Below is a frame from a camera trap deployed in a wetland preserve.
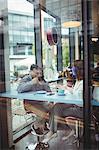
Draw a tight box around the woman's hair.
[74,60,83,80]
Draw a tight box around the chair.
[24,102,49,149]
[65,116,83,148]
[25,117,49,150]
[13,107,29,122]
[23,99,50,149]
[12,99,34,124]
[92,114,99,143]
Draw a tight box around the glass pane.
[7,0,35,135]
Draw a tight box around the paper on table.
[36,91,46,94]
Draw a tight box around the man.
[17,64,50,93]
[17,64,52,132]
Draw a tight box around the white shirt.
[73,80,83,95]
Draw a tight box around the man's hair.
[30,64,38,71]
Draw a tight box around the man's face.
[30,68,38,78]
[37,68,43,78]
[30,68,43,79]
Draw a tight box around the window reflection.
[41,10,58,81]
[7,0,35,133]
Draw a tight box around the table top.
[0,90,99,106]
[0,90,82,105]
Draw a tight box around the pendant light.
[62,0,81,28]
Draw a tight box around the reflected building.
[8,7,55,74]
[8,10,35,73]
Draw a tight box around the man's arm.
[17,81,35,93]
[17,75,38,93]
[42,82,51,92]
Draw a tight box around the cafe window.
[0,0,99,150]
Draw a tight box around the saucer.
[57,93,65,96]
[36,91,46,94]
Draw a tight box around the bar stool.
[92,114,99,143]
[24,100,50,149]
[65,116,83,148]
[25,120,49,150]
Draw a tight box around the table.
[0,90,98,106]
[0,90,99,149]
[0,90,83,104]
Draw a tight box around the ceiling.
[27,0,99,36]
[39,0,99,36]
[45,0,82,24]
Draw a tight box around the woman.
[45,60,83,141]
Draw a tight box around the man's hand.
[32,77,39,84]
[32,77,44,85]
[38,80,45,85]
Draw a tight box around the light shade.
[91,37,99,42]
[62,21,81,28]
